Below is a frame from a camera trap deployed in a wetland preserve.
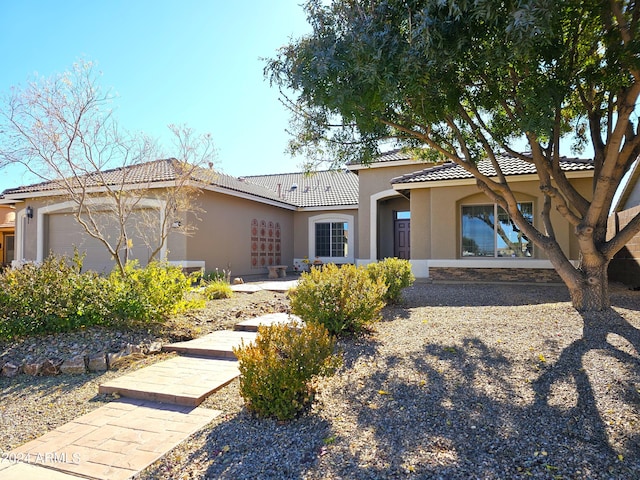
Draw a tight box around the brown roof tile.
[391,154,594,184]
[2,159,359,209]
[243,170,359,208]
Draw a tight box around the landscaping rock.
[41,357,64,376]
[87,353,108,372]
[1,361,21,377]
[125,344,145,355]
[60,355,87,375]
[147,342,163,354]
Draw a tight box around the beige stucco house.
[0,152,599,282]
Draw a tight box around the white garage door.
[46,211,156,273]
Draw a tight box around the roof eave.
[347,159,421,171]
[391,170,594,190]
[202,184,297,210]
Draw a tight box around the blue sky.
[0,1,312,192]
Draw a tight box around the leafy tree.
[0,61,217,274]
[267,0,640,311]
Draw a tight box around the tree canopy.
[267,0,640,311]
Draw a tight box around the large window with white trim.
[315,221,348,258]
[461,202,533,258]
[309,213,354,263]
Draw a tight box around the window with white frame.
[461,202,533,258]
[315,221,348,258]
[309,213,354,263]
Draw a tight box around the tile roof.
[347,148,414,166]
[243,170,359,208]
[391,154,594,184]
[1,159,359,209]
[2,159,189,195]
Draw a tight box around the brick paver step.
[98,356,240,406]
[162,330,257,358]
[9,398,220,480]
[234,312,303,332]
[0,461,85,480]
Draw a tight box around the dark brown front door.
[394,219,410,259]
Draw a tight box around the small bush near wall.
[105,261,203,323]
[0,255,202,339]
[367,257,415,304]
[0,253,106,338]
[233,321,339,420]
[288,263,387,335]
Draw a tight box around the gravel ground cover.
[2,282,639,479]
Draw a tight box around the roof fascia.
[392,170,594,190]
[296,204,359,212]
[347,159,418,171]
[201,184,297,210]
[1,179,193,201]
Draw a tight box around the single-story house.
[0,151,601,282]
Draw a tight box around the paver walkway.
[5,399,220,480]
[7,311,297,480]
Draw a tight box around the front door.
[394,219,410,259]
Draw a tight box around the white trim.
[4,180,300,211]
[347,159,420,171]
[369,189,402,260]
[410,259,430,278]
[34,198,167,263]
[15,208,27,262]
[297,205,358,212]
[308,213,355,264]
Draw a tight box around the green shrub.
[105,261,202,323]
[0,252,107,338]
[203,279,233,299]
[367,257,415,304]
[0,256,203,339]
[288,263,387,335]
[234,321,339,420]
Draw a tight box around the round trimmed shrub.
[367,257,415,304]
[234,321,339,420]
[288,263,387,335]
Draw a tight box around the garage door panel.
[47,211,155,273]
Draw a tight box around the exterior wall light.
[26,206,33,219]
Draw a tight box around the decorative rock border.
[0,341,164,378]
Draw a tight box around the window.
[461,203,533,258]
[315,222,348,258]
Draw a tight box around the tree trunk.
[567,261,611,312]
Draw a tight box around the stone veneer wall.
[429,267,563,283]
[608,205,640,287]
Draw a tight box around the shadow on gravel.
[151,411,333,480]
[533,308,640,456]
[330,307,640,479]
